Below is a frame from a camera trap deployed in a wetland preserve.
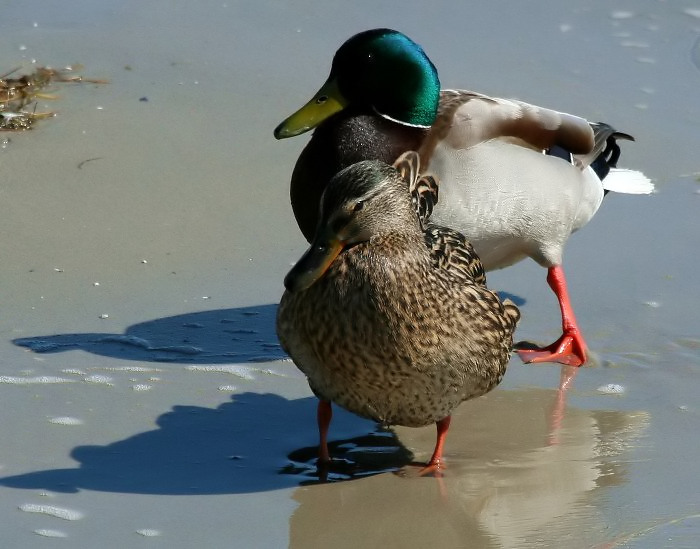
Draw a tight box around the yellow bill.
[274,78,347,139]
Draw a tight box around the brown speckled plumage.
[276,157,519,437]
[424,225,487,286]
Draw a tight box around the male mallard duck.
[276,153,520,471]
[274,28,653,367]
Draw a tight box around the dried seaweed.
[0,64,108,131]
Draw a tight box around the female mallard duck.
[274,28,652,367]
[276,153,520,471]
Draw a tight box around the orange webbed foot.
[516,331,587,367]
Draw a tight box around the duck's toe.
[515,331,587,367]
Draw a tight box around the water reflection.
[287,378,648,548]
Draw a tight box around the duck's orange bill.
[284,237,344,293]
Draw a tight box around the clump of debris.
[1,64,107,131]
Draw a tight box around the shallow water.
[1,1,699,547]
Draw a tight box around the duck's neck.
[291,109,428,242]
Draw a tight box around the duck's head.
[284,159,417,292]
[274,29,440,139]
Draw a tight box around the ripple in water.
[692,35,700,72]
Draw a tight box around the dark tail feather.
[588,123,635,183]
[546,122,634,182]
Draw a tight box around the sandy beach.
[1,1,699,547]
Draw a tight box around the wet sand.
[1,1,699,547]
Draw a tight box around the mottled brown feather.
[277,161,519,428]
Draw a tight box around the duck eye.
[352,200,364,212]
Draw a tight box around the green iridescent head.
[274,29,441,138]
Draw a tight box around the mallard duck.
[276,153,520,471]
[274,28,653,367]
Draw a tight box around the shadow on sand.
[4,296,528,495]
[13,303,286,364]
[0,391,399,495]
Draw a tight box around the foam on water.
[136,529,161,537]
[34,529,68,538]
[598,384,626,395]
[83,374,114,385]
[131,384,152,391]
[186,365,256,379]
[19,504,84,521]
[62,368,86,375]
[0,376,74,385]
[101,366,163,373]
[49,416,84,426]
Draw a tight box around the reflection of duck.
[287,386,649,549]
[277,155,519,471]
[274,28,652,367]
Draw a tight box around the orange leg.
[317,400,332,464]
[420,416,451,475]
[517,265,588,367]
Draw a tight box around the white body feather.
[421,93,653,271]
[428,140,604,270]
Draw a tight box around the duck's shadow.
[12,295,524,365]
[13,304,286,364]
[6,296,525,494]
[0,391,407,495]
